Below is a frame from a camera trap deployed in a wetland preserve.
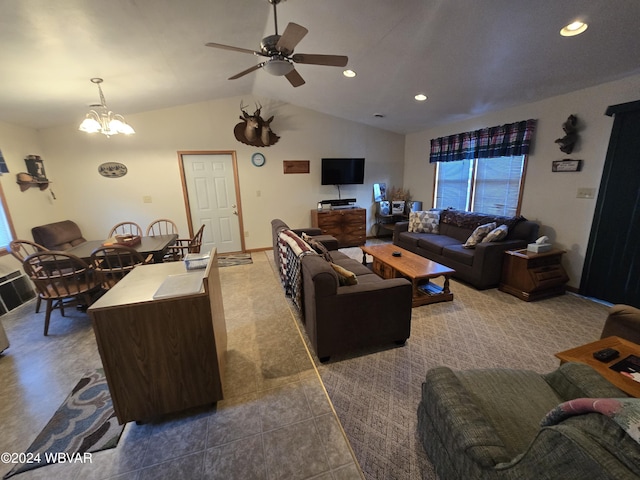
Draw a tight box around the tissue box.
[527,243,551,253]
[184,252,211,270]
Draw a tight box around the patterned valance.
[429,119,537,163]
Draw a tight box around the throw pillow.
[482,224,509,243]
[463,222,497,249]
[409,210,440,233]
[308,238,333,262]
[330,263,358,286]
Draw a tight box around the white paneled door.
[180,152,243,254]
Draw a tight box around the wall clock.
[251,152,266,167]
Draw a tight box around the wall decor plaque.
[283,160,310,174]
[98,162,128,178]
[552,159,582,172]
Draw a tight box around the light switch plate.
[576,188,595,199]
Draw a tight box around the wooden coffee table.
[361,244,455,307]
[555,336,640,397]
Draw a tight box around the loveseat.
[31,220,86,251]
[393,209,539,289]
[418,362,640,479]
[272,219,412,361]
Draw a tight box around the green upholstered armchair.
[418,362,640,480]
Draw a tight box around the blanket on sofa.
[276,229,315,310]
[542,397,640,444]
[440,209,525,231]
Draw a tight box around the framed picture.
[552,159,582,172]
[25,155,47,180]
[373,183,387,201]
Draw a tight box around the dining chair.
[22,251,102,336]
[146,219,179,237]
[9,239,48,313]
[90,245,153,290]
[108,221,142,238]
[167,224,205,261]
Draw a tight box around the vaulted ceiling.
[1,0,639,134]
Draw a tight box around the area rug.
[267,244,612,479]
[218,253,252,267]
[3,369,123,479]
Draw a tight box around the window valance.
[429,119,537,163]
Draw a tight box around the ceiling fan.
[205,0,348,87]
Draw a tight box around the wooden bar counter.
[88,249,227,424]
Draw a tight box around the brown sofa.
[272,219,412,361]
[31,220,87,250]
[394,209,539,289]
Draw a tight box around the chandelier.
[78,78,135,136]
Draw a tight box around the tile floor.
[0,252,363,480]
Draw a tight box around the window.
[434,155,526,216]
[0,184,16,254]
[429,119,536,216]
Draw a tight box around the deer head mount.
[234,101,280,147]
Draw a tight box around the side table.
[499,247,569,301]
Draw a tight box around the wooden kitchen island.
[88,249,227,424]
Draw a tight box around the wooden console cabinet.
[499,248,569,301]
[311,208,366,247]
[89,249,227,424]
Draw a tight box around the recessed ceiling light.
[415,93,427,101]
[560,21,588,36]
[343,69,357,78]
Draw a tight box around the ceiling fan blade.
[229,63,264,80]
[276,23,308,54]
[292,53,348,67]
[205,42,264,56]
[285,68,306,87]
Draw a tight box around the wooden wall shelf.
[16,173,50,191]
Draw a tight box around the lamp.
[262,56,294,76]
[79,78,135,136]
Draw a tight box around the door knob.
[233,210,238,216]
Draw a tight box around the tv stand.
[311,208,365,247]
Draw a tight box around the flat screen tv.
[321,158,365,185]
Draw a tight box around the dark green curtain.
[581,100,640,307]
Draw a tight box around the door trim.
[177,150,246,253]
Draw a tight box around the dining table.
[65,234,178,263]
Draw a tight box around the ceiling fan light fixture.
[560,21,588,36]
[415,93,428,101]
[343,69,357,78]
[79,78,135,137]
[263,57,294,76]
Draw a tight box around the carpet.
[3,369,123,479]
[275,245,612,479]
[218,253,252,267]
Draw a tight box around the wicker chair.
[167,224,205,261]
[22,251,101,335]
[108,221,142,238]
[90,245,153,290]
[146,219,179,237]
[9,239,48,313]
